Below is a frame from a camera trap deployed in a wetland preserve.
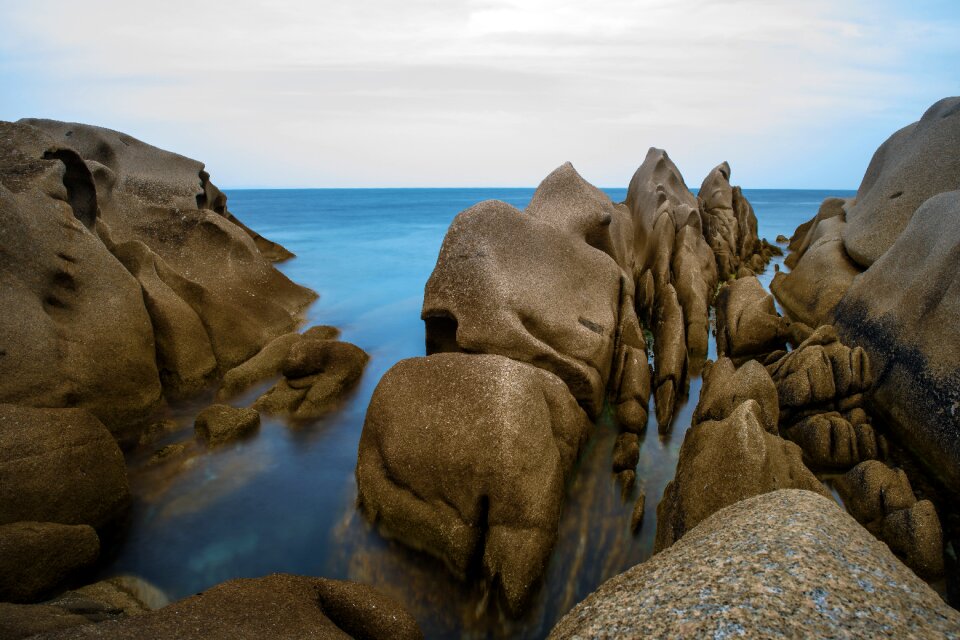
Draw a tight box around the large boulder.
[841,96,960,268]
[715,276,787,361]
[783,411,882,469]
[549,490,960,639]
[0,405,130,531]
[0,521,100,603]
[693,358,779,435]
[356,353,590,615]
[654,401,828,551]
[33,574,423,640]
[834,190,960,492]
[0,119,315,437]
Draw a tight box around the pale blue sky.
[1,0,958,189]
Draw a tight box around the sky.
[1,0,958,189]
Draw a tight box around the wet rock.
[671,224,718,359]
[775,233,788,243]
[35,573,423,640]
[0,405,130,531]
[611,433,639,472]
[765,325,872,420]
[630,490,646,534]
[693,358,779,435]
[218,332,300,398]
[617,470,636,500]
[51,575,170,617]
[715,276,787,361]
[356,353,590,615]
[783,412,880,469]
[881,500,945,579]
[148,442,191,465]
[194,405,260,447]
[835,460,916,527]
[0,119,315,437]
[302,325,340,341]
[0,603,93,639]
[655,401,828,552]
[652,283,686,430]
[0,521,99,603]
[254,341,368,420]
[549,490,960,639]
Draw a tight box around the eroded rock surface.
[0,521,99,603]
[715,276,788,362]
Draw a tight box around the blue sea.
[106,188,855,639]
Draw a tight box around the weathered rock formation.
[0,521,100,603]
[0,119,315,440]
[30,574,423,640]
[714,276,788,363]
[549,490,960,639]
[194,405,261,447]
[357,353,590,615]
[774,98,960,495]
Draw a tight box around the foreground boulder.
[33,574,422,640]
[655,401,828,551]
[550,490,960,639]
[0,522,99,603]
[356,353,590,614]
[0,405,130,531]
[0,119,315,438]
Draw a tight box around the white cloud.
[0,0,957,187]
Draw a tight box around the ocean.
[106,188,856,639]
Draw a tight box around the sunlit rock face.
[0,119,315,439]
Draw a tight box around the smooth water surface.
[104,188,855,638]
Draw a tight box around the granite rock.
[194,404,260,447]
[0,521,100,603]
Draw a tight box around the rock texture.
[694,358,779,435]
[0,521,100,603]
[655,401,828,551]
[194,404,260,447]
[356,353,590,615]
[0,119,315,438]
[549,490,960,639]
[33,574,423,640]
[0,404,130,532]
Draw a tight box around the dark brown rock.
[0,521,99,603]
[715,276,787,360]
[652,283,686,430]
[0,405,130,531]
[194,405,260,447]
[881,500,945,579]
[694,358,779,435]
[0,603,93,639]
[218,332,300,399]
[655,400,828,551]
[835,460,916,526]
[356,353,590,615]
[611,433,639,472]
[630,490,646,534]
[550,490,960,639]
[783,411,880,469]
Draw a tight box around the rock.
[356,353,590,615]
[0,521,99,603]
[835,460,916,527]
[693,358,779,435]
[833,190,960,493]
[630,490,646,534]
[302,325,340,341]
[783,196,848,270]
[0,119,315,437]
[194,405,260,447]
[34,573,423,640]
[881,500,945,579]
[617,470,636,500]
[771,216,862,327]
[783,412,880,469]
[654,401,828,551]
[715,276,787,360]
[0,603,93,639]
[699,162,740,278]
[421,174,623,418]
[218,332,300,398]
[611,433,639,472]
[148,442,191,465]
[549,490,960,639]
[0,405,130,531]
[254,341,368,420]
[671,224,718,359]
[53,575,170,616]
[841,97,960,268]
[775,233,788,243]
[652,283,686,430]
[765,325,873,420]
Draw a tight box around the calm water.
[105,188,855,639]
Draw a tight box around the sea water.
[105,188,854,639]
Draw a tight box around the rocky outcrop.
[654,401,828,551]
[693,358,779,435]
[356,353,590,615]
[714,276,788,362]
[549,490,960,639]
[0,404,130,532]
[0,119,315,439]
[0,521,100,603]
[194,405,260,447]
[33,574,423,640]
[783,411,884,469]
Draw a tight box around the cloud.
[1,0,958,188]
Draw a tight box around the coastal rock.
[549,490,960,639]
[835,460,916,527]
[611,432,639,472]
[0,603,93,639]
[699,162,740,278]
[34,573,423,640]
[217,333,300,398]
[0,119,315,436]
[671,224,718,359]
[630,490,646,534]
[783,411,881,469]
[783,196,848,270]
[0,404,130,531]
[651,283,686,430]
[194,404,260,447]
[765,325,873,421]
[693,358,779,435]
[654,401,828,551]
[834,190,960,492]
[841,96,960,267]
[356,353,590,614]
[254,341,368,420]
[0,521,99,603]
[715,276,787,361]
[881,500,945,580]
